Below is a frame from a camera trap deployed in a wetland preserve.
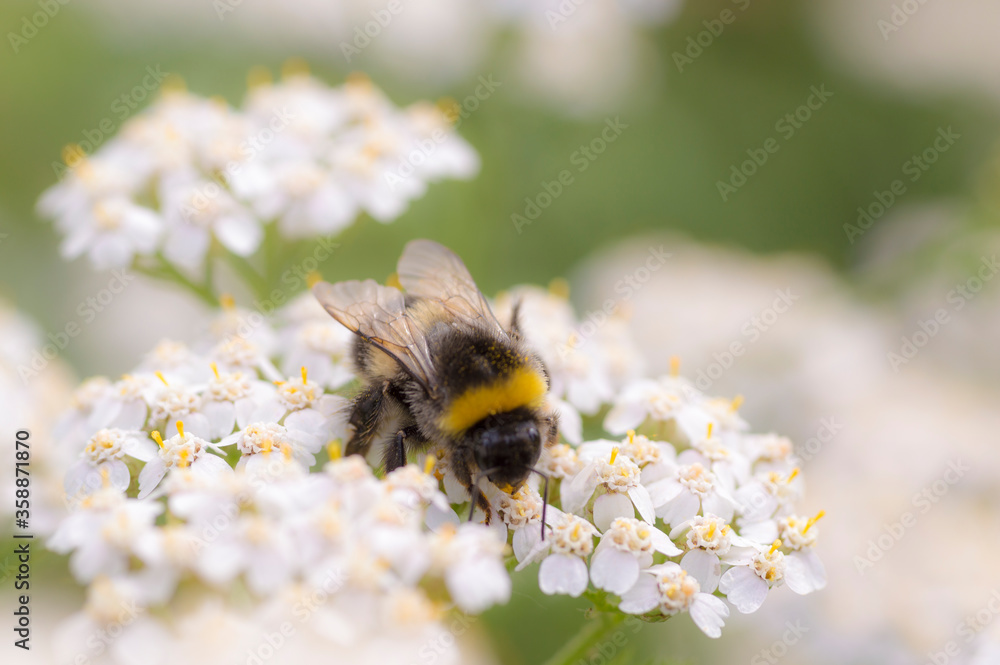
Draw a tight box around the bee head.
[468,410,542,487]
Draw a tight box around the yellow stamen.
[210,362,220,380]
[306,271,323,288]
[161,73,186,94]
[670,356,680,377]
[609,447,619,465]
[327,440,342,461]
[176,421,185,438]
[626,429,635,445]
[99,467,110,487]
[787,468,800,483]
[155,371,169,386]
[151,431,164,448]
[281,443,293,461]
[347,70,371,88]
[705,521,716,540]
[220,293,235,310]
[706,423,714,439]
[282,57,309,79]
[436,97,460,125]
[424,455,436,476]
[273,380,285,386]
[548,278,570,300]
[769,539,782,555]
[62,143,87,168]
[385,272,402,289]
[730,394,744,412]
[247,65,272,89]
[177,448,190,468]
[803,510,826,533]
[300,366,308,384]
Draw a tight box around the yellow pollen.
[670,356,680,377]
[176,421,185,438]
[627,430,635,445]
[385,272,402,289]
[609,447,619,465]
[151,431,164,448]
[99,466,111,487]
[155,371,169,386]
[178,448,190,468]
[769,539,782,555]
[548,277,570,300]
[281,57,310,79]
[787,468,800,483]
[706,423,714,439]
[705,522,716,540]
[571,523,581,540]
[210,362,220,380]
[424,455,436,475]
[281,443,293,461]
[220,293,235,310]
[247,65,272,89]
[804,510,826,533]
[306,271,323,288]
[327,440,342,461]
[730,394,744,412]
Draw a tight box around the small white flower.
[516,511,599,598]
[562,446,654,530]
[220,421,321,473]
[429,523,510,614]
[59,197,161,270]
[589,517,680,595]
[718,540,787,614]
[777,512,827,595]
[619,562,730,638]
[604,374,714,445]
[133,422,232,499]
[669,514,753,593]
[647,450,740,527]
[64,428,144,496]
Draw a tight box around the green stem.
[541,612,627,665]
[221,252,270,302]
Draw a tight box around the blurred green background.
[2,0,998,663]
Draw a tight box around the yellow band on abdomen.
[439,367,547,434]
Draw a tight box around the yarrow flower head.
[37,67,479,279]
[43,239,829,659]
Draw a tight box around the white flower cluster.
[37,69,479,272]
[48,281,825,661]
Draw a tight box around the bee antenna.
[522,467,551,542]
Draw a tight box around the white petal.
[690,593,729,638]
[593,492,634,531]
[447,558,511,613]
[784,549,827,594]
[538,554,589,597]
[590,547,640,595]
[702,492,735,523]
[107,460,132,492]
[603,401,646,434]
[719,566,768,614]
[560,465,599,516]
[123,437,158,462]
[203,401,237,440]
[656,489,701,526]
[628,485,655,524]
[137,460,167,499]
[618,573,660,614]
[681,549,721,593]
[648,527,682,557]
[645,478,683,508]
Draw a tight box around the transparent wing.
[312,279,436,392]
[397,239,508,336]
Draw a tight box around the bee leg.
[452,448,493,525]
[345,380,393,458]
[384,424,424,473]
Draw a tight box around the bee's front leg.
[452,447,493,524]
[384,424,424,473]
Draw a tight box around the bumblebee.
[313,239,559,516]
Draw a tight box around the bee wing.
[397,239,508,337]
[312,279,436,393]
